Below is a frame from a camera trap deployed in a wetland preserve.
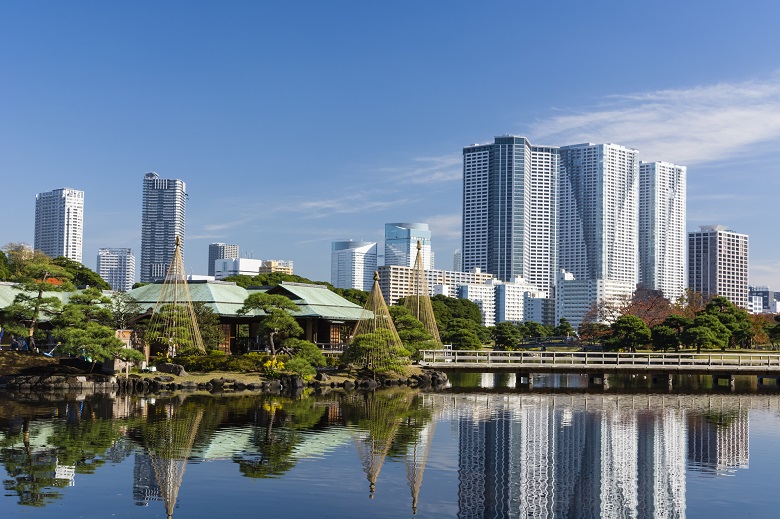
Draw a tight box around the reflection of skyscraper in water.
[600,410,638,517]
[687,410,749,475]
[457,409,515,518]
[133,453,162,506]
[455,395,688,519]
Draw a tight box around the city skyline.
[2,3,780,288]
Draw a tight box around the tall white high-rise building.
[34,188,84,262]
[558,143,640,284]
[97,248,136,291]
[639,161,687,301]
[140,172,186,283]
[384,223,433,269]
[688,225,748,308]
[462,136,558,290]
[331,241,378,292]
[208,243,239,277]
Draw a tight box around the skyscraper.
[97,248,136,291]
[208,243,239,277]
[557,143,640,284]
[384,223,433,270]
[555,143,639,324]
[331,240,378,291]
[140,172,186,283]
[639,161,687,301]
[462,137,557,290]
[688,225,748,308]
[34,188,84,262]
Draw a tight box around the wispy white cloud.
[377,155,462,184]
[425,213,461,240]
[531,76,780,165]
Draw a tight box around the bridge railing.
[418,350,780,368]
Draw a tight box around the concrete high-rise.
[639,161,687,301]
[208,243,239,277]
[384,223,433,270]
[557,143,640,284]
[331,241,378,292]
[34,188,84,262]
[140,172,186,283]
[462,137,558,290]
[688,225,748,308]
[555,143,640,324]
[97,248,136,291]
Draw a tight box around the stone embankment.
[0,365,449,395]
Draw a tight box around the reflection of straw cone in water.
[146,405,204,517]
[347,390,415,496]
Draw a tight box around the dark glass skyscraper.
[140,172,186,283]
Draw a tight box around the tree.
[651,325,678,352]
[388,306,435,357]
[341,328,409,374]
[605,315,651,352]
[282,338,326,368]
[553,318,576,338]
[446,327,483,350]
[578,322,611,344]
[682,314,730,353]
[492,322,522,350]
[672,289,710,319]
[7,259,74,351]
[430,295,483,331]
[52,287,133,372]
[0,249,11,280]
[238,293,303,356]
[193,302,225,351]
[520,321,552,339]
[51,256,110,290]
[702,296,753,348]
[109,291,144,330]
[662,314,693,352]
[623,287,672,328]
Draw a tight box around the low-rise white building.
[555,269,636,329]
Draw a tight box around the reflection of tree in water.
[341,389,425,497]
[235,395,327,479]
[1,419,68,507]
[403,395,440,515]
[139,398,205,519]
[1,398,130,507]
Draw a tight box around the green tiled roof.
[0,280,367,323]
[269,283,369,320]
[126,281,262,317]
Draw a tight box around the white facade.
[384,223,433,269]
[688,225,749,308]
[331,241,377,292]
[639,162,686,301]
[458,277,551,327]
[378,265,494,305]
[462,137,558,291]
[208,243,239,277]
[558,143,640,285]
[140,172,186,283]
[97,248,135,291]
[34,188,84,262]
[555,269,636,327]
[458,281,498,327]
[214,258,264,280]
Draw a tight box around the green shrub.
[285,356,316,381]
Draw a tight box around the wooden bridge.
[418,350,780,389]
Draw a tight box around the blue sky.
[2,1,780,288]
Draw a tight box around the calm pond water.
[2,373,780,518]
